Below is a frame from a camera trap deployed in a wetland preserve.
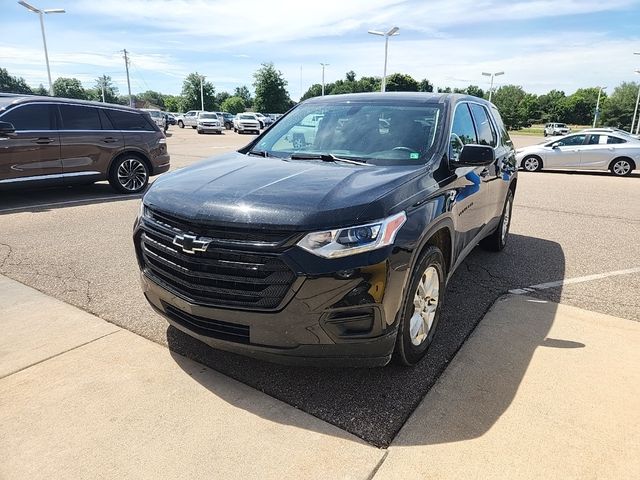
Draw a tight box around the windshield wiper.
[289,153,369,166]
[248,149,272,157]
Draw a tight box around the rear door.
[579,134,624,170]
[57,104,124,181]
[0,102,61,185]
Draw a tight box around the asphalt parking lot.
[1,128,639,447]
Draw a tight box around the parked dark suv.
[134,93,517,366]
[0,94,170,193]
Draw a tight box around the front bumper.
[198,124,222,132]
[134,223,410,366]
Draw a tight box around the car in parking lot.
[134,92,517,366]
[544,122,571,137]
[233,113,261,134]
[220,112,235,130]
[177,110,204,129]
[0,94,169,193]
[516,131,639,176]
[197,112,223,134]
[166,113,177,126]
[140,108,168,132]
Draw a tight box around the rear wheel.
[610,158,634,177]
[522,155,542,172]
[108,155,149,194]
[178,120,184,128]
[394,246,445,366]
[481,189,514,252]
[191,125,196,129]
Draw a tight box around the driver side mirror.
[0,121,16,137]
[455,144,495,166]
[551,142,561,148]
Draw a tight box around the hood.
[143,152,419,230]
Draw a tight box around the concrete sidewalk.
[2,274,639,480]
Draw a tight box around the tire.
[522,155,542,172]
[610,158,634,177]
[480,189,514,252]
[108,154,149,194]
[191,125,196,129]
[543,132,548,137]
[394,246,446,366]
[197,129,203,134]
[178,120,184,128]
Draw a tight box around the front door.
[544,134,586,169]
[0,103,61,186]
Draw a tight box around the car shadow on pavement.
[166,233,564,448]
[0,183,145,215]
[534,170,640,178]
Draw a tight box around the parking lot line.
[509,267,640,294]
[0,195,142,214]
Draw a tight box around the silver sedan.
[516,131,640,176]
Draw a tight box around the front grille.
[165,304,250,343]
[140,211,298,310]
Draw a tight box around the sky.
[2,0,640,100]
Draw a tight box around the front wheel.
[522,155,542,172]
[178,121,184,128]
[394,246,445,366]
[108,155,149,194]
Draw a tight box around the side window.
[1,103,54,130]
[450,103,477,160]
[490,106,512,147]
[607,136,626,144]
[586,134,601,145]
[59,105,101,130]
[556,135,586,147]
[469,103,497,147]
[106,110,154,131]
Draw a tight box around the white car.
[196,112,223,134]
[233,113,260,134]
[140,109,167,132]
[544,122,571,137]
[516,131,640,176]
[177,110,205,129]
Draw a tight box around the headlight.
[297,212,407,259]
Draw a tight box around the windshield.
[239,114,255,120]
[200,113,217,119]
[253,102,442,166]
[146,111,162,118]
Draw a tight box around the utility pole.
[320,63,329,96]
[101,80,105,102]
[200,75,205,111]
[122,49,133,107]
[593,86,606,128]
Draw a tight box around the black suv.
[134,93,517,366]
[0,95,169,193]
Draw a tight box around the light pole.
[200,74,205,111]
[631,70,640,135]
[320,63,329,96]
[368,26,399,92]
[482,71,504,102]
[18,1,65,96]
[593,86,607,127]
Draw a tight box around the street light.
[200,74,205,111]
[320,63,329,96]
[368,26,399,92]
[631,68,640,135]
[593,86,607,128]
[482,71,504,102]
[18,1,65,96]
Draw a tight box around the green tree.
[234,86,253,109]
[0,68,33,94]
[163,95,183,112]
[53,77,87,99]
[561,87,601,125]
[253,63,292,113]
[385,73,419,92]
[300,84,323,101]
[418,79,433,92]
[221,96,246,114]
[33,84,48,96]
[465,85,485,98]
[137,90,165,109]
[89,75,119,103]
[181,72,217,111]
[437,86,452,93]
[216,91,231,107]
[537,89,566,122]
[601,82,639,130]
[491,85,532,130]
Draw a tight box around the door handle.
[34,137,54,144]
[102,137,118,143]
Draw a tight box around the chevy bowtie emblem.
[173,234,212,254]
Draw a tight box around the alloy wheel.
[409,266,440,346]
[523,157,540,171]
[613,160,631,176]
[117,158,147,192]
